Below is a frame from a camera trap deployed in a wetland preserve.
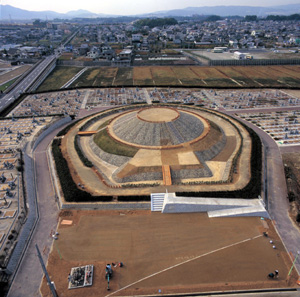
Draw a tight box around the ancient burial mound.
[109,107,206,148]
[69,105,251,192]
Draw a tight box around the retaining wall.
[32,116,72,151]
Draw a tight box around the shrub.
[74,135,93,167]
[52,138,113,202]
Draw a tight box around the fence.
[209,58,300,66]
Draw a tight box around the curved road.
[7,126,63,297]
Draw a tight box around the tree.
[245,15,257,22]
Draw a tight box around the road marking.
[105,234,262,297]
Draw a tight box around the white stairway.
[151,193,165,211]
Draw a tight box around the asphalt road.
[0,55,57,113]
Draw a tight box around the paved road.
[0,55,57,113]
[7,128,62,297]
[226,113,300,274]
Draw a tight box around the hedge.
[52,138,150,202]
[52,138,113,202]
[74,135,93,167]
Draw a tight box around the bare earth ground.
[41,210,298,297]
[60,107,251,197]
[0,65,31,85]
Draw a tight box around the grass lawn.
[0,78,18,92]
[94,128,138,157]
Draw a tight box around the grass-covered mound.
[93,128,138,157]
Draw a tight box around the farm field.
[38,65,300,90]
[40,210,298,297]
[37,66,82,91]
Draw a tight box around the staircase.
[151,193,165,211]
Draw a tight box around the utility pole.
[35,244,58,297]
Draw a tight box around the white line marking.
[105,234,262,297]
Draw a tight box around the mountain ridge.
[1,4,300,20]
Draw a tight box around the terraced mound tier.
[137,107,179,123]
[109,107,209,149]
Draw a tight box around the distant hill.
[1,4,300,20]
[0,5,112,20]
[142,4,300,17]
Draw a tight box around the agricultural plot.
[190,66,238,87]
[37,66,83,91]
[71,67,119,87]
[269,66,300,87]
[150,66,180,85]
[133,67,154,85]
[95,67,118,86]
[171,67,205,86]
[113,67,133,86]
[215,66,259,87]
[282,65,300,78]
[37,65,300,90]
[249,67,289,87]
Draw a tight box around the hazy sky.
[2,0,300,15]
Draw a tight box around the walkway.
[7,127,64,297]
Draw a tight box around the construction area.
[40,209,298,297]
[59,105,250,197]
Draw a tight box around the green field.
[0,78,18,92]
[37,66,83,91]
[38,65,300,90]
[94,129,138,157]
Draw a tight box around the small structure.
[68,265,93,289]
[234,51,246,60]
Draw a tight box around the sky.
[2,0,300,15]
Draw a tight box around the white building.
[233,51,246,60]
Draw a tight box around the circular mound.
[137,107,179,123]
[108,108,208,148]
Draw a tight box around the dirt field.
[38,65,300,89]
[41,210,298,297]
